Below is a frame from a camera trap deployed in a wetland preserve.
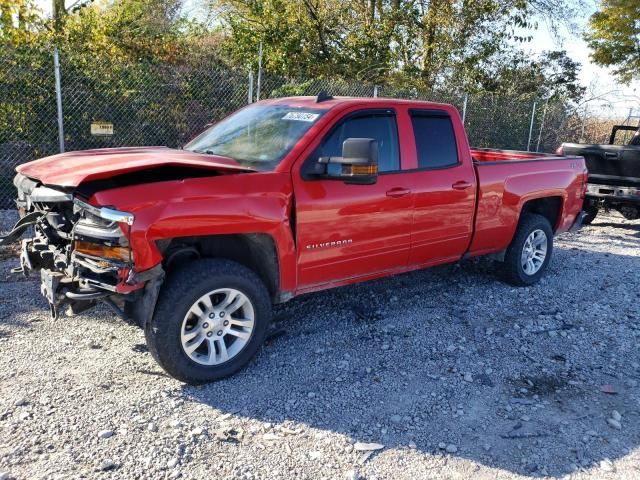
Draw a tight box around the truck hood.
[16,147,255,188]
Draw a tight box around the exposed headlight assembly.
[71,198,134,264]
[73,240,131,262]
[73,198,134,226]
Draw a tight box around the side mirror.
[318,138,379,185]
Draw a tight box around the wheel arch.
[519,195,563,233]
[156,233,281,302]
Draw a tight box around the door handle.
[604,152,619,159]
[386,187,411,198]
[452,181,472,190]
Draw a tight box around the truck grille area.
[13,174,134,316]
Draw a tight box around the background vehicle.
[559,125,640,223]
[2,96,587,384]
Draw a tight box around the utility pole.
[248,72,254,104]
[52,0,66,153]
[462,94,468,125]
[536,102,548,153]
[256,42,263,102]
[527,101,537,152]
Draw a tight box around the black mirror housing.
[342,138,379,165]
[315,138,379,184]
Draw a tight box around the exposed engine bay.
[3,158,241,323]
[5,173,147,319]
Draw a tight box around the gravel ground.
[1,210,639,480]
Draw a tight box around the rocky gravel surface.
[1,210,640,479]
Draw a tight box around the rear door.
[292,108,414,289]
[407,109,477,265]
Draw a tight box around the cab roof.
[262,95,454,111]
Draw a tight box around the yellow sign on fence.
[90,122,114,136]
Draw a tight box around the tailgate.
[562,143,640,187]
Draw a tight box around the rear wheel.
[583,204,599,225]
[145,259,272,384]
[502,213,553,286]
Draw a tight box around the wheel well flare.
[521,197,562,232]
[157,234,280,299]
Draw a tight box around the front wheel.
[145,259,272,384]
[502,213,553,286]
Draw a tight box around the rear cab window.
[410,110,459,169]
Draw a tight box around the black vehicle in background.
[559,125,640,224]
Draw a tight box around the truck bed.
[471,147,569,163]
[469,148,587,257]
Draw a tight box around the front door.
[293,109,414,289]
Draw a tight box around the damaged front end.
[3,173,162,321]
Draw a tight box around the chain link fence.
[0,48,600,208]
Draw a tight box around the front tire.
[145,259,272,384]
[502,213,553,286]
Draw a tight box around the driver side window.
[308,112,400,173]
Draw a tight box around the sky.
[35,0,639,119]
[518,4,640,119]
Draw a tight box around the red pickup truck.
[3,96,587,383]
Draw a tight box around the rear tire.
[583,204,599,225]
[145,258,272,384]
[502,213,553,286]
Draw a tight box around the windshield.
[184,104,326,171]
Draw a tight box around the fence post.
[53,47,65,153]
[581,105,588,141]
[256,42,263,102]
[527,101,537,152]
[248,72,254,104]
[462,93,468,125]
[536,101,548,152]
[373,85,378,98]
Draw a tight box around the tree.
[0,0,239,167]
[466,50,585,101]
[61,0,203,63]
[212,0,581,91]
[0,0,48,45]
[585,0,640,83]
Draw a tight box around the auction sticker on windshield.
[282,112,320,122]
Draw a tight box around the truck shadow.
[181,244,640,478]
[589,221,640,237]
[587,211,640,237]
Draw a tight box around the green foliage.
[61,0,203,64]
[585,0,640,83]
[213,0,583,97]
[0,0,49,45]
[269,79,316,97]
[463,50,586,101]
[0,0,248,202]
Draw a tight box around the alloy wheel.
[521,229,548,275]
[180,288,255,366]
